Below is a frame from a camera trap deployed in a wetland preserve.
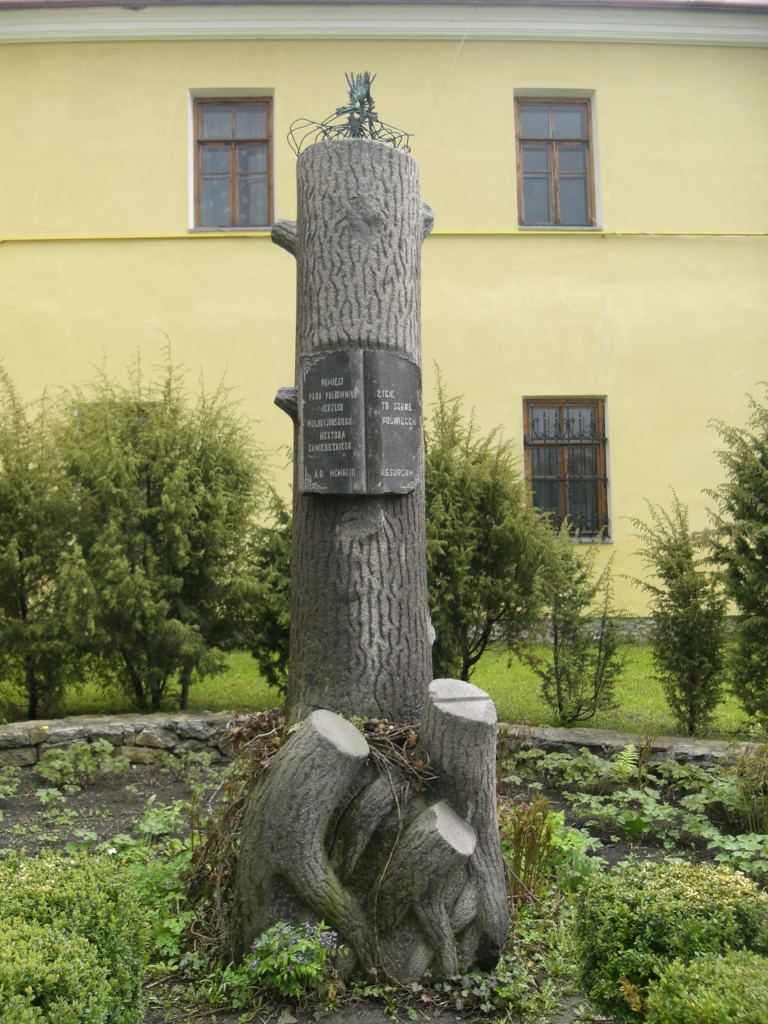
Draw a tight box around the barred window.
[523,397,608,538]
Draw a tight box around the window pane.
[568,445,597,478]
[533,480,562,517]
[199,104,233,140]
[238,176,268,226]
[553,105,586,139]
[530,406,559,439]
[522,144,550,173]
[557,144,586,173]
[532,446,559,477]
[568,480,598,533]
[235,105,268,139]
[559,177,589,225]
[565,405,596,439]
[200,146,230,174]
[523,177,550,224]
[519,105,550,138]
[200,176,231,227]
[237,144,267,174]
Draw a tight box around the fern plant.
[612,744,639,784]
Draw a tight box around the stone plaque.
[299,350,421,495]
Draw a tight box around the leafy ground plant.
[733,742,768,833]
[499,794,602,904]
[0,764,19,802]
[503,745,768,881]
[430,895,578,1020]
[36,737,128,789]
[247,921,344,1004]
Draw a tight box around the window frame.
[523,396,609,539]
[193,96,273,230]
[514,97,596,229]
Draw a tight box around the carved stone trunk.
[229,680,509,980]
[273,139,434,724]
[230,133,510,984]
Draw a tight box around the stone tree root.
[228,681,509,983]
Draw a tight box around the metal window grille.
[524,398,608,538]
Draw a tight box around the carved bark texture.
[275,139,434,723]
[421,679,510,968]
[233,139,509,984]
[230,685,509,982]
[228,710,375,967]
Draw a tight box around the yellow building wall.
[1,36,766,612]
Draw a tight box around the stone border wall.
[0,711,239,767]
[504,723,753,765]
[0,710,754,769]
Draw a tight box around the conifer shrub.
[535,529,622,724]
[645,950,768,1024]
[0,852,150,1023]
[246,489,292,696]
[0,919,111,1023]
[709,386,768,725]
[57,359,269,712]
[631,494,726,735]
[425,378,555,680]
[574,859,768,1021]
[0,365,94,720]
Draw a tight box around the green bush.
[245,489,292,696]
[0,366,94,720]
[535,529,623,724]
[57,359,269,712]
[645,950,768,1024]
[631,494,726,736]
[0,852,150,1024]
[425,378,555,680]
[574,859,768,1021]
[709,386,768,725]
[0,918,112,1023]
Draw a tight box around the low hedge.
[0,918,112,1022]
[646,950,768,1024]
[574,859,768,1021]
[0,852,150,1023]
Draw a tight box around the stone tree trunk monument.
[230,75,509,981]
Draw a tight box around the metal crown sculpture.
[287,71,412,155]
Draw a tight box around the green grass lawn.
[44,651,278,719]
[2,644,750,739]
[473,645,749,739]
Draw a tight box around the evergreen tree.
[425,379,555,680]
[58,360,268,711]
[535,529,622,725]
[244,488,292,695]
[631,494,726,736]
[709,387,768,724]
[0,367,94,719]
